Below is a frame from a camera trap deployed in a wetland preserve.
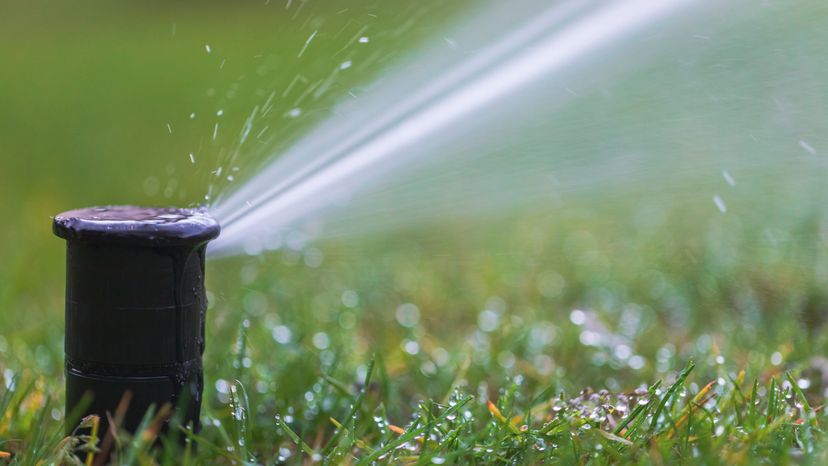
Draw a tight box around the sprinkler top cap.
[53,205,220,246]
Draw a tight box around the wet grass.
[4,195,828,464]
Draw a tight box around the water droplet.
[713,195,727,213]
[569,309,586,325]
[312,332,330,349]
[722,170,735,186]
[272,325,292,344]
[395,303,420,328]
[478,309,499,332]
[771,352,783,366]
[799,139,817,155]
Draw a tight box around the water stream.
[208,0,827,257]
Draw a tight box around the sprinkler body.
[53,206,219,437]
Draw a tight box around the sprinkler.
[53,206,219,438]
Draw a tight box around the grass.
[3,0,828,464]
[4,198,828,464]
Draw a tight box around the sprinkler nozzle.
[53,206,219,438]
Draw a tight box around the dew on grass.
[570,309,586,325]
[478,309,499,332]
[579,330,601,346]
[215,379,230,394]
[433,347,449,366]
[535,355,554,375]
[312,332,330,349]
[485,296,506,313]
[403,340,420,355]
[771,351,783,365]
[538,270,566,298]
[341,290,359,308]
[396,303,420,328]
[421,360,437,375]
[497,351,516,368]
[613,344,632,360]
[627,354,646,371]
[338,311,356,329]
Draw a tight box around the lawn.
[2,1,828,464]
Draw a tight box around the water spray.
[53,206,219,437]
[209,0,697,256]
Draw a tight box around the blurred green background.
[3,0,828,460]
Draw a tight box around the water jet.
[53,206,219,437]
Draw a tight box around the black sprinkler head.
[53,206,219,437]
